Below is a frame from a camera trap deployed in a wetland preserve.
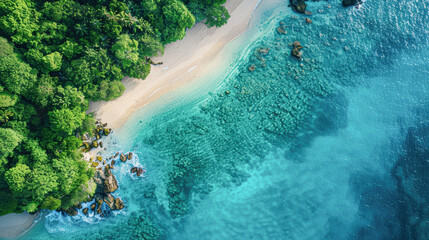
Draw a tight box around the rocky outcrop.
[82,208,88,215]
[291,41,303,59]
[131,167,145,177]
[290,0,306,13]
[342,0,358,6]
[120,153,126,162]
[64,207,78,216]
[114,198,124,210]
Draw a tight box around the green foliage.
[40,196,61,211]
[0,0,39,44]
[48,108,85,135]
[0,0,228,215]
[0,128,23,160]
[41,51,63,72]
[4,163,31,195]
[161,0,195,44]
[112,34,140,68]
[0,191,18,216]
[0,92,18,108]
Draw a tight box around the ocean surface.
[20,0,429,239]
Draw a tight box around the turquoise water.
[20,0,429,239]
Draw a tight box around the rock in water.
[342,0,357,6]
[114,198,124,210]
[90,203,96,211]
[248,64,256,72]
[64,207,78,216]
[292,41,304,59]
[131,167,145,177]
[104,194,116,210]
[290,0,306,13]
[120,153,126,162]
[82,208,88,215]
[127,152,132,160]
[277,26,286,34]
[103,169,118,193]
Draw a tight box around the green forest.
[0,0,230,216]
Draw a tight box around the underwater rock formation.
[393,124,429,240]
[342,0,358,7]
[290,0,307,13]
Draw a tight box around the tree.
[41,51,63,72]
[112,34,139,69]
[40,196,61,210]
[0,0,39,44]
[161,0,195,44]
[48,108,85,135]
[0,128,23,159]
[4,163,31,195]
[0,92,18,108]
[204,5,230,27]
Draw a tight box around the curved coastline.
[87,0,262,129]
[0,212,39,239]
[0,1,264,238]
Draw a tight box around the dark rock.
[90,203,96,211]
[64,207,78,216]
[127,152,132,160]
[248,64,256,72]
[291,41,303,59]
[99,141,103,148]
[114,198,124,210]
[92,140,98,148]
[305,18,312,24]
[290,0,306,13]
[293,41,303,50]
[292,48,302,58]
[103,170,118,193]
[73,203,82,209]
[277,26,286,34]
[342,0,358,6]
[131,167,145,177]
[104,193,116,210]
[103,128,111,136]
[120,153,126,162]
[111,159,115,166]
[225,91,230,95]
[82,208,89,215]
[114,152,119,158]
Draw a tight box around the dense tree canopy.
[0,0,229,215]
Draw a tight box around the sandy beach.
[0,212,38,239]
[88,0,261,129]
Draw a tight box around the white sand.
[0,1,262,238]
[88,0,261,128]
[0,212,39,239]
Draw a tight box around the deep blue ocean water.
[20,0,429,239]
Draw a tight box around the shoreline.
[0,1,261,238]
[0,212,39,239]
[88,0,261,129]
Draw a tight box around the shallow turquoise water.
[20,0,429,239]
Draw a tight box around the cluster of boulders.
[81,121,111,152]
[248,47,270,72]
[291,41,303,59]
[289,0,360,13]
[63,167,124,217]
[342,0,361,7]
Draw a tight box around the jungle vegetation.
[0,0,229,216]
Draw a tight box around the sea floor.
[20,0,429,239]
